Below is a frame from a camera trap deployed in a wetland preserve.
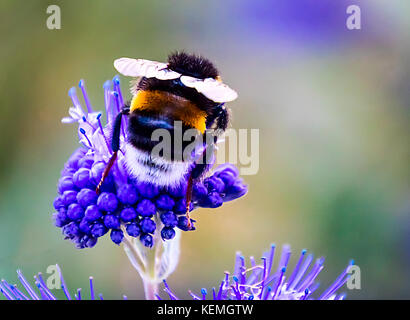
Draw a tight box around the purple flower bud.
[204,177,225,193]
[198,191,223,208]
[66,149,86,170]
[177,216,196,231]
[61,167,76,177]
[77,188,98,208]
[73,168,91,189]
[136,182,159,198]
[160,212,178,228]
[53,196,65,210]
[67,203,85,220]
[90,162,114,190]
[223,179,248,202]
[58,176,75,194]
[79,218,92,234]
[84,205,102,221]
[53,211,68,228]
[62,190,78,206]
[75,237,86,249]
[91,222,108,238]
[90,162,105,183]
[87,235,99,248]
[140,218,156,234]
[156,195,175,211]
[161,227,176,240]
[126,223,141,237]
[213,163,239,178]
[78,155,94,169]
[192,182,208,201]
[174,198,193,215]
[168,181,187,198]
[140,234,153,247]
[217,170,236,188]
[110,229,124,245]
[97,192,118,212]
[62,222,80,238]
[117,184,138,205]
[103,214,120,229]
[136,199,156,217]
[120,207,137,222]
[86,237,98,248]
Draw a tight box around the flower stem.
[121,218,181,300]
[143,280,159,300]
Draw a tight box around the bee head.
[167,52,219,79]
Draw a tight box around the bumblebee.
[97,52,238,227]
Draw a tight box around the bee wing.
[113,57,180,80]
[154,68,182,80]
[180,76,238,103]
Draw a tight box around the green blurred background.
[0,0,409,299]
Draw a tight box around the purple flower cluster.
[159,244,352,300]
[0,265,121,300]
[54,149,246,249]
[54,77,247,249]
[1,244,352,301]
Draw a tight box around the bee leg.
[96,107,129,194]
[205,103,230,132]
[96,151,117,194]
[184,138,216,229]
[185,174,194,229]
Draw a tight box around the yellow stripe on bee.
[130,90,207,133]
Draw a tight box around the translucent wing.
[114,57,238,102]
[154,67,182,80]
[180,76,238,103]
[113,58,180,80]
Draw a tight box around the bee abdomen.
[124,142,191,187]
